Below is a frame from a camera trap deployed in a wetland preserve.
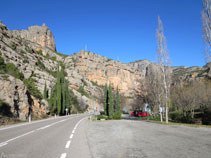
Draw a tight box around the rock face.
[65,50,142,97]
[1,21,211,120]
[13,23,56,51]
[0,75,47,120]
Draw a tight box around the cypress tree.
[104,84,108,115]
[43,81,48,99]
[108,84,114,118]
[49,66,71,115]
[56,70,62,115]
[115,87,121,115]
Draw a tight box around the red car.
[131,110,150,117]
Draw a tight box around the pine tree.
[43,81,48,99]
[108,84,114,118]
[115,87,121,115]
[104,84,108,115]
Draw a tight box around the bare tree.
[156,16,171,123]
[202,0,211,63]
[145,64,164,122]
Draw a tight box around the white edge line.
[0,114,83,131]
[0,142,7,147]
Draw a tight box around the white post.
[29,114,31,123]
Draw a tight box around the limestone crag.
[65,50,142,97]
[13,24,56,51]
[0,75,47,120]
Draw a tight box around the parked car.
[131,110,150,117]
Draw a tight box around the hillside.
[0,21,211,122]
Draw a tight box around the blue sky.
[0,0,204,67]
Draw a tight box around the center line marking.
[65,140,71,148]
[60,153,67,158]
[70,134,73,139]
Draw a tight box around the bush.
[50,56,57,61]
[169,111,194,123]
[169,111,183,122]
[97,115,108,120]
[0,100,12,116]
[113,113,121,120]
[36,50,43,55]
[23,78,42,100]
[78,86,89,98]
[0,57,6,73]
[202,107,211,125]
[6,63,24,80]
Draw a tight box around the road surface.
[0,114,90,158]
[1,115,211,158]
[86,119,211,158]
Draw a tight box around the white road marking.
[72,129,75,133]
[0,130,35,148]
[0,142,7,147]
[65,140,71,149]
[0,114,80,131]
[36,125,51,131]
[0,115,84,148]
[60,153,67,158]
[70,134,73,139]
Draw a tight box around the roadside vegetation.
[96,84,122,120]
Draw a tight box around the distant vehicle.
[131,110,150,117]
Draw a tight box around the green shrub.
[97,115,108,120]
[78,86,89,98]
[36,50,43,55]
[6,63,24,80]
[20,50,26,55]
[36,59,45,70]
[113,113,121,120]
[0,57,6,73]
[50,56,57,61]
[0,100,12,116]
[23,78,42,100]
[169,111,183,122]
[11,43,16,50]
[91,81,99,86]
[169,111,194,123]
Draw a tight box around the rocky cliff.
[65,50,143,96]
[13,23,56,51]
[1,21,211,121]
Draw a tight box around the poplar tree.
[156,16,171,123]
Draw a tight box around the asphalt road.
[0,114,89,158]
[1,115,211,158]
[86,119,211,158]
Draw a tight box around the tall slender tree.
[49,66,71,115]
[202,0,211,63]
[108,84,114,118]
[156,16,171,123]
[43,81,48,99]
[104,84,108,115]
[115,87,121,115]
